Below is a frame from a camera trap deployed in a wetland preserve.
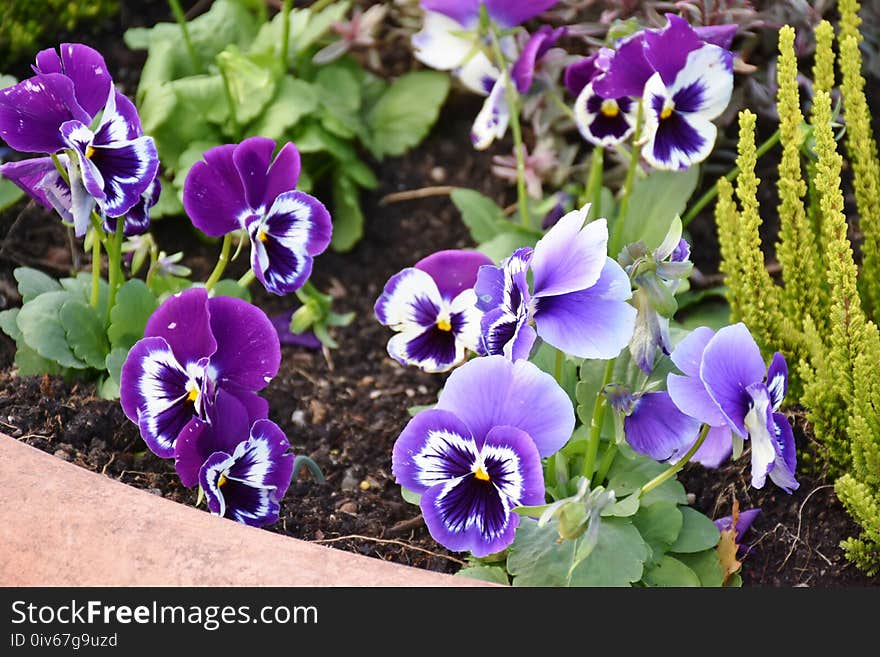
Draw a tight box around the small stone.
[417,385,428,395]
[339,501,358,515]
[405,388,415,398]
[430,166,447,182]
[369,390,382,400]
[291,409,307,427]
[359,480,371,491]
[686,493,696,505]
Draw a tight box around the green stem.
[204,234,233,292]
[554,348,564,383]
[51,153,70,186]
[104,218,125,327]
[90,231,101,309]
[610,101,644,256]
[581,359,615,481]
[280,0,292,68]
[237,269,256,288]
[594,441,617,485]
[585,146,604,217]
[167,0,202,74]
[681,128,781,228]
[219,68,240,139]
[640,424,710,497]
[488,24,529,228]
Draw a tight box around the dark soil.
[1,1,878,587]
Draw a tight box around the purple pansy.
[510,25,567,95]
[393,355,574,556]
[175,391,294,527]
[421,0,559,30]
[183,137,332,296]
[0,44,159,236]
[574,83,638,148]
[714,507,761,555]
[375,249,491,373]
[475,204,636,361]
[667,323,799,492]
[621,391,702,462]
[119,288,281,459]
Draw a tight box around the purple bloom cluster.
[567,15,736,170]
[0,43,159,236]
[120,288,294,526]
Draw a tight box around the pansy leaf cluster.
[126,0,449,252]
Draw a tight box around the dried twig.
[312,534,465,565]
[780,484,835,570]
[379,186,456,205]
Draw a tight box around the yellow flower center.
[660,101,675,120]
[436,317,452,332]
[474,466,490,482]
[186,381,200,403]
[218,473,228,488]
[85,145,95,159]
[257,229,269,242]
[600,99,619,118]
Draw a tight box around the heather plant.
[714,0,880,574]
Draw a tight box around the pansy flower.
[120,288,281,458]
[183,137,332,296]
[666,323,799,491]
[567,49,638,148]
[393,355,574,556]
[175,391,294,527]
[608,389,702,463]
[475,204,636,360]
[0,44,159,236]
[375,249,491,373]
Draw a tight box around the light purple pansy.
[393,355,573,556]
[714,507,761,555]
[375,249,491,373]
[667,324,798,491]
[119,288,281,459]
[621,391,703,462]
[183,137,332,297]
[475,204,636,361]
[511,25,567,95]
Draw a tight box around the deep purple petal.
[47,43,113,119]
[225,389,270,426]
[714,508,761,542]
[643,96,714,171]
[435,355,574,457]
[643,14,704,87]
[0,73,90,153]
[700,323,766,437]
[479,306,519,357]
[222,479,279,526]
[420,0,480,27]
[144,288,217,366]
[104,175,159,236]
[119,336,195,458]
[508,314,537,361]
[534,258,636,360]
[393,408,478,493]
[624,391,702,462]
[592,33,653,99]
[270,309,322,349]
[174,389,252,487]
[263,142,301,207]
[483,0,559,28]
[531,211,607,299]
[387,323,461,372]
[474,264,506,313]
[89,136,159,217]
[511,26,566,94]
[691,424,733,468]
[415,249,493,302]
[564,55,599,97]
[694,24,738,50]
[671,326,715,377]
[206,294,281,392]
[233,136,276,211]
[769,412,798,492]
[93,88,143,146]
[183,144,249,237]
[667,372,727,427]
[0,157,63,214]
[767,352,788,412]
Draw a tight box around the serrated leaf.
[108,280,158,350]
[248,77,318,140]
[642,555,701,587]
[331,172,363,252]
[17,291,87,369]
[633,502,683,563]
[0,308,22,342]
[315,64,363,140]
[669,506,721,553]
[675,549,725,587]
[60,274,109,319]
[455,566,509,585]
[14,267,61,303]
[60,298,109,369]
[15,342,63,377]
[450,188,506,244]
[365,71,450,159]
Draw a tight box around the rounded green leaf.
[674,549,724,587]
[642,555,701,587]
[569,518,649,586]
[455,566,509,585]
[14,267,61,303]
[17,291,87,369]
[108,279,159,350]
[632,502,683,562]
[669,506,722,553]
[60,298,110,369]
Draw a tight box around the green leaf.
[0,74,18,89]
[606,450,688,506]
[150,175,184,218]
[216,46,279,125]
[60,274,109,319]
[315,64,363,140]
[15,342,63,377]
[569,518,649,586]
[632,502,683,563]
[725,572,743,587]
[508,519,578,587]
[617,167,699,249]
[108,280,158,350]
[400,486,421,506]
[105,347,128,386]
[17,291,87,369]
[248,77,318,140]
[675,549,725,587]
[675,300,732,332]
[344,158,379,190]
[60,298,109,369]
[478,230,539,264]
[14,267,61,303]
[0,308,22,342]
[455,566,509,585]
[364,71,450,159]
[211,279,252,302]
[294,121,358,162]
[331,172,363,252]
[669,506,721,553]
[450,188,506,244]
[642,555,701,587]
[166,75,229,125]
[602,493,641,518]
[0,176,23,212]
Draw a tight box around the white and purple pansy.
[183,137,332,297]
[392,355,574,556]
[0,43,159,237]
[573,82,638,148]
[475,204,637,361]
[175,391,294,527]
[119,288,281,459]
[666,323,799,491]
[375,249,491,373]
